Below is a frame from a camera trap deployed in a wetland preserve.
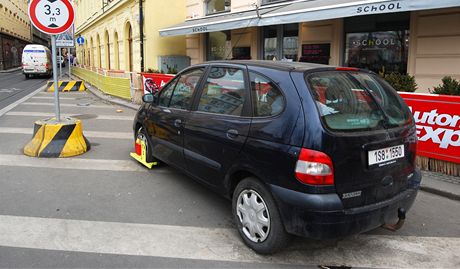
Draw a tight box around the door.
[184,65,251,186]
[145,67,206,168]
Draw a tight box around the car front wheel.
[232,177,291,254]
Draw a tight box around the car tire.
[25,74,29,79]
[136,127,156,163]
[232,177,291,254]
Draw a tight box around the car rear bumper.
[270,169,421,239]
[23,69,50,75]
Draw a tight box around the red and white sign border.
[28,0,75,35]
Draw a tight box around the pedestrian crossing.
[0,90,459,268]
[0,214,456,268]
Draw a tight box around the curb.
[69,74,140,111]
[420,186,460,201]
[0,67,22,73]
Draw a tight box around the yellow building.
[160,0,460,92]
[74,0,187,73]
[0,0,32,70]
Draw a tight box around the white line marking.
[21,102,113,108]
[0,214,458,268]
[0,85,47,117]
[31,96,76,100]
[0,154,145,172]
[0,127,132,139]
[5,111,133,120]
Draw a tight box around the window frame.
[249,70,286,118]
[191,64,252,118]
[168,67,207,111]
[157,76,179,108]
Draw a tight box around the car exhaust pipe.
[381,208,406,232]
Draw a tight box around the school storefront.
[160,0,460,92]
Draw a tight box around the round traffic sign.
[76,36,85,45]
[28,0,75,35]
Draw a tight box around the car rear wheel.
[232,177,291,254]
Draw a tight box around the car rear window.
[306,71,412,132]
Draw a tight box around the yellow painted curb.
[24,117,91,158]
[47,81,86,92]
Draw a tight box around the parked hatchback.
[133,61,421,254]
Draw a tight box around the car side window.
[158,78,178,107]
[169,68,205,110]
[197,67,246,116]
[250,71,285,117]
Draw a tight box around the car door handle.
[226,129,239,139]
[174,119,183,128]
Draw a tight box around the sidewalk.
[72,72,460,202]
[421,171,460,201]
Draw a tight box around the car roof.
[204,60,332,72]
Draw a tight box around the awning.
[160,0,460,37]
[259,0,460,26]
[159,7,277,37]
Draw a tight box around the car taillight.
[45,63,49,69]
[295,148,334,185]
[335,67,359,71]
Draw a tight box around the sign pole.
[51,35,61,122]
[58,48,62,78]
[68,49,71,77]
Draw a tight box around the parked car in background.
[133,60,421,254]
[21,44,52,79]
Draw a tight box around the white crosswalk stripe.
[0,127,132,139]
[0,154,145,172]
[0,214,458,268]
[21,102,115,108]
[31,96,78,100]
[5,111,133,120]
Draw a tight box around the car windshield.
[306,71,412,132]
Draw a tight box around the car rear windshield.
[306,71,412,132]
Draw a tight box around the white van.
[22,44,52,79]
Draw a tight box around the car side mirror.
[142,93,157,104]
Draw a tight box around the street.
[0,70,458,268]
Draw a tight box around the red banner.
[141,73,175,95]
[399,92,460,164]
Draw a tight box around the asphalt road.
[0,70,49,112]
[0,72,458,268]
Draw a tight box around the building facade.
[74,0,187,73]
[0,0,32,70]
[160,0,460,92]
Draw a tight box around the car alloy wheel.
[236,189,271,243]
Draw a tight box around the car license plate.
[368,145,404,166]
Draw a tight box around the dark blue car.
[133,61,421,254]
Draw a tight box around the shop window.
[206,0,231,15]
[263,24,298,61]
[207,31,231,61]
[344,13,410,74]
